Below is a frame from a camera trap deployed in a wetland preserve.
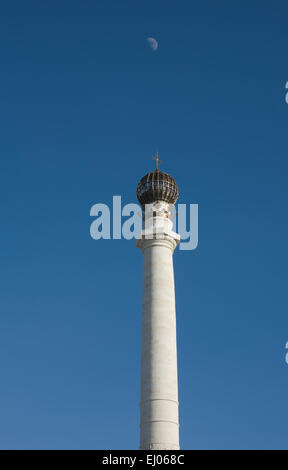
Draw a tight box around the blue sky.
[0,0,288,449]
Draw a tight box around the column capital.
[136,231,180,253]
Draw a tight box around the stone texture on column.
[137,229,180,450]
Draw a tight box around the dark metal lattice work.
[136,170,179,208]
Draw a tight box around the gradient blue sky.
[1,0,288,449]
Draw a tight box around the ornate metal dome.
[136,169,179,208]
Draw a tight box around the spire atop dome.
[152,151,162,171]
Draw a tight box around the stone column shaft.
[137,233,180,450]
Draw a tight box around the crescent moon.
[147,37,158,51]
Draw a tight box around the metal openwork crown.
[136,153,179,208]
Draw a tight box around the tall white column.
[137,206,180,450]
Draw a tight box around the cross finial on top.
[152,151,162,171]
